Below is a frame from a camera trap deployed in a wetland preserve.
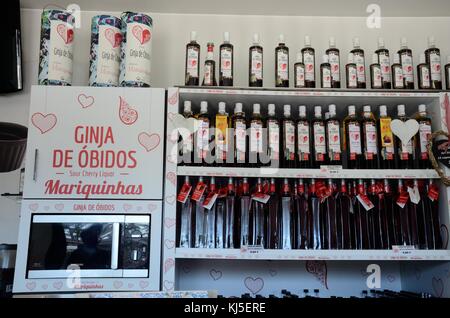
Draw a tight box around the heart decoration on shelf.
[169,113,199,140]
[390,119,419,146]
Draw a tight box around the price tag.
[203,191,218,210]
[396,191,409,209]
[407,186,421,205]
[321,165,343,175]
[191,182,207,202]
[244,245,264,254]
[177,183,192,203]
[251,192,271,204]
[392,245,416,255]
[357,194,374,211]
[428,184,439,202]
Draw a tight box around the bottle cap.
[378,37,385,49]
[283,104,291,116]
[347,53,354,64]
[420,53,426,64]
[401,37,408,48]
[296,52,303,63]
[428,36,436,48]
[253,103,261,114]
[348,105,356,115]
[328,104,336,115]
[394,53,400,64]
[185,176,190,184]
[379,105,387,116]
[184,100,192,112]
[353,37,360,48]
[418,104,427,113]
[200,101,208,113]
[322,55,329,64]
[253,33,260,45]
[363,105,371,113]
[218,102,226,113]
[397,104,406,116]
[279,34,285,44]
[190,31,197,42]
[299,105,306,117]
[304,35,311,47]
[235,102,243,113]
[372,53,379,64]
[210,176,215,184]
[324,112,330,120]
[314,105,322,117]
[224,31,230,43]
[329,37,336,48]
[268,104,276,116]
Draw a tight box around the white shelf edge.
[175,248,450,261]
[177,166,440,179]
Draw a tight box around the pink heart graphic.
[164,217,176,228]
[166,172,176,186]
[41,284,49,290]
[104,28,122,48]
[168,92,179,106]
[139,133,160,152]
[440,224,449,249]
[163,280,174,291]
[164,258,175,273]
[269,269,277,277]
[167,154,177,164]
[31,112,57,134]
[119,96,138,126]
[123,204,132,212]
[387,274,396,283]
[113,281,123,289]
[164,239,175,249]
[77,94,95,109]
[147,203,158,212]
[29,203,39,211]
[128,283,134,289]
[57,23,74,44]
[244,277,264,294]
[432,277,444,298]
[139,281,150,289]
[132,25,151,45]
[53,281,63,290]
[26,282,36,291]
[55,203,64,211]
[165,195,176,205]
[209,269,222,281]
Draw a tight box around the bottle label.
[364,122,378,159]
[221,47,233,78]
[96,25,121,85]
[203,191,219,210]
[295,65,305,87]
[394,66,404,88]
[401,53,413,83]
[297,121,310,160]
[328,52,340,82]
[421,67,431,88]
[277,51,289,81]
[303,52,315,81]
[235,121,247,161]
[250,122,263,153]
[322,67,331,88]
[400,140,413,159]
[314,122,326,161]
[348,65,357,87]
[284,122,295,160]
[373,66,382,88]
[396,191,409,209]
[378,52,392,82]
[327,121,341,161]
[348,123,362,159]
[196,120,210,159]
[428,184,439,202]
[48,20,74,83]
[353,53,365,83]
[216,115,228,160]
[379,118,394,160]
[251,50,263,80]
[177,183,193,203]
[187,47,199,78]
[419,122,432,159]
[191,182,207,202]
[430,52,441,82]
[268,121,280,161]
[124,22,152,85]
[357,194,374,211]
[204,64,213,85]
[182,132,193,153]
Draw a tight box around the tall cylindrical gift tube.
[119,12,153,87]
[38,9,75,86]
[89,15,123,86]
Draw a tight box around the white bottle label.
[204,64,212,85]
[96,25,121,85]
[268,121,280,160]
[251,50,263,80]
[277,51,288,80]
[401,140,413,155]
[250,122,263,153]
[303,52,315,81]
[328,52,340,81]
[419,122,432,156]
[221,48,232,78]
[297,122,310,157]
[124,22,152,85]
[313,122,326,155]
[353,53,365,83]
[322,67,331,88]
[348,123,362,155]
[378,52,391,83]
[364,122,378,155]
[348,65,357,87]
[327,121,341,159]
[430,52,441,82]
[48,20,74,83]
[182,133,193,152]
[421,66,431,88]
[235,121,247,160]
[196,120,209,157]
[187,47,199,78]
[295,65,305,87]
[394,66,404,88]
[285,122,296,154]
[401,53,413,83]
[373,66,382,88]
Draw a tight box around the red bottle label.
[396,191,409,208]
[177,183,192,203]
[428,184,439,202]
[191,182,207,202]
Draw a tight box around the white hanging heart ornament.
[390,119,419,145]
[169,113,199,140]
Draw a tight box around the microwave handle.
[111,223,120,270]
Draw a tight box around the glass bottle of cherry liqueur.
[345,53,358,89]
[202,42,217,86]
[312,106,327,168]
[249,33,263,87]
[362,105,379,169]
[375,37,392,89]
[294,52,306,88]
[320,55,332,88]
[302,35,316,88]
[194,101,211,165]
[249,103,264,166]
[351,37,366,88]
[326,104,342,165]
[297,105,311,168]
[344,105,363,169]
[378,105,396,169]
[215,102,229,166]
[326,37,340,88]
[267,104,280,168]
[185,31,200,86]
[179,100,194,166]
[370,53,382,89]
[392,54,404,89]
[233,103,247,167]
[219,32,233,86]
[275,34,289,88]
[415,104,433,169]
[417,53,431,89]
[424,36,442,90]
[398,37,414,89]
[396,104,415,169]
[282,105,296,168]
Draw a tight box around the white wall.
[1,9,450,243]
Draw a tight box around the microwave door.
[27,215,124,279]
[122,215,150,278]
